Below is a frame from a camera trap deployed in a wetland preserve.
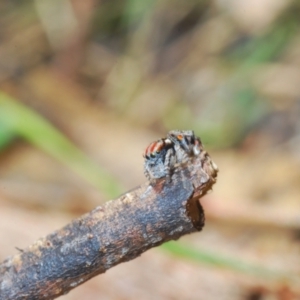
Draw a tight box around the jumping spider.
[143,130,203,182]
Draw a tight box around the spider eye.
[150,153,156,158]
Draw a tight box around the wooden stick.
[0,155,218,300]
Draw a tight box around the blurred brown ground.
[1,1,300,299]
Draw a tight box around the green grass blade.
[0,120,16,150]
[0,92,123,198]
[161,241,296,282]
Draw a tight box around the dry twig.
[0,154,218,300]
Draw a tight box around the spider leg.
[164,147,175,182]
[143,162,151,181]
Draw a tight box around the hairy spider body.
[143,130,204,183]
[143,138,175,182]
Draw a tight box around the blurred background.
[0,0,300,299]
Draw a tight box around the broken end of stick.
[185,152,218,231]
[151,151,218,232]
[189,153,218,230]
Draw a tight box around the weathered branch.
[0,154,218,300]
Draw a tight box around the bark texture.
[0,154,218,300]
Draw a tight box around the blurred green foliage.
[0,120,16,150]
[162,241,293,281]
[0,92,123,198]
